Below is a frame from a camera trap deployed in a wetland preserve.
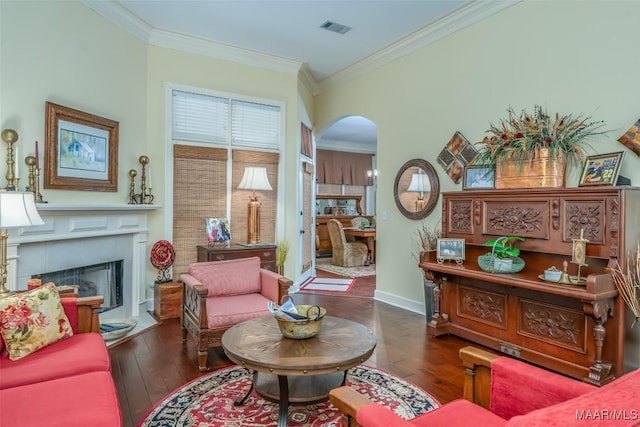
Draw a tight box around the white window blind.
[172,90,281,150]
[231,100,281,149]
[172,90,229,143]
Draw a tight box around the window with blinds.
[170,88,283,271]
[172,90,281,150]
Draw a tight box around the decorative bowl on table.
[477,254,525,274]
[543,266,562,282]
[275,305,326,339]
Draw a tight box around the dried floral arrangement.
[474,105,608,169]
[610,243,640,328]
[413,222,441,262]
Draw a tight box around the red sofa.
[0,296,122,427]
[330,346,640,426]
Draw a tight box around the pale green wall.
[0,1,301,301]
[315,0,640,369]
[0,1,147,201]
[145,46,300,282]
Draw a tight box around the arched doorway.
[313,115,378,291]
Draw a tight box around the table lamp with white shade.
[238,167,272,245]
[0,191,44,297]
[406,170,431,212]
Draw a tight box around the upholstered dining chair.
[327,219,368,267]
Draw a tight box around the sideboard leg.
[427,275,450,336]
[583,299,615,386]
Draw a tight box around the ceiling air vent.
[320,21,352,35]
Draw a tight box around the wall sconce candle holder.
[128,155,154,204]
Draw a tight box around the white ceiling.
[85,0,516,148]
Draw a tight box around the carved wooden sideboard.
[419,187,640,386]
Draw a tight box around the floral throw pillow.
[0,283,73,360]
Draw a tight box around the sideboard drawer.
[196,244,276,272]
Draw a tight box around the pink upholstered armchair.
[181,256,292,371]
[330,346,640,427]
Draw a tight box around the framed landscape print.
[578,152,624,186]
[44,102,119,192]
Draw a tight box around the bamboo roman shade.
[173,145,228,275]
[231,150,279,245]
[301,123,313,158]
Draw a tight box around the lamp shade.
[407,173,430,193]
[238,167,272,191]
[0,191,44,228]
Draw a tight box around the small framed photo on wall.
[463,165,495,190]
[578,152,624,186]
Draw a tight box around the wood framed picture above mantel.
[44,101,119,192]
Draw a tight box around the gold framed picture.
[44,102,119,192]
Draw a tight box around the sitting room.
[1,1,640,426]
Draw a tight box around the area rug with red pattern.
[138,365,439,426]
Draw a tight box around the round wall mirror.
[394,158,440,220]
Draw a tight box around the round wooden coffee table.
[221,315,376,427]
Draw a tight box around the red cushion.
[490,357,595,420]
[357,399,506,427]
[0,371,122,426]
[0,333,110,389]
[506,369,640,426]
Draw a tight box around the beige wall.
[315,0,640,370]
[0,1,147,203]
[145,46,300,281]
[0,1,301,299]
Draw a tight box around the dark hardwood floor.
[109,270,473,427]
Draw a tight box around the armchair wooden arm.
[459,345,500,410]
[329,386,376,427]
[75,296,104,333]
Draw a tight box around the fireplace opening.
[33,260,124,313]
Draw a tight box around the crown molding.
[81,0,152,42]
[298,65,319,97]
[148,30,302,75]
[315,0,522,94]
[81,0,302,75]
[81,0,521,91]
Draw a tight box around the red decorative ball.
[150,240,175,270]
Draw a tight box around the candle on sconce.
[15,146,19,178]
[147,166,152,189]
[35,140,40,169]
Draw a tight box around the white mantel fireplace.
[7,203,159,320]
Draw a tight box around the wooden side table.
[154,280,183,320]
[196,244,276,272]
